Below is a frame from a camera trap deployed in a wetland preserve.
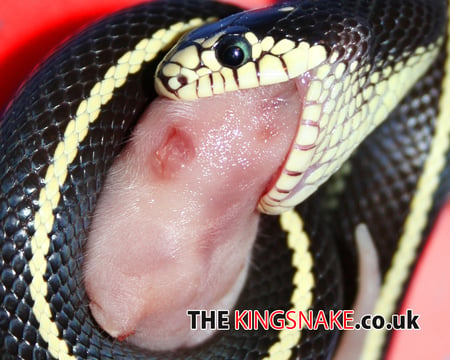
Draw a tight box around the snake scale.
[0,0,449,359]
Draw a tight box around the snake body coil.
[1,0,449,359]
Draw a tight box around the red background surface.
[0,1,449,358]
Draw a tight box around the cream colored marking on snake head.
[156,25,442,215]
[155,30,327,100]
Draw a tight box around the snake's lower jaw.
[83,81,301,350]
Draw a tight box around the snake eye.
[215,35,252,68]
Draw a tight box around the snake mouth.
[258,74,312,212]
[258,71,334,215]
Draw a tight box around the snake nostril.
[177,75,188,87]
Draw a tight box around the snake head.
[155,1,442,215]
[154,3,323,100]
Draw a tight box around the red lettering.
[286,310,297,329]
[342,310,354,330]
[270,310,285,330]
[314,310,329,330]
[299,310,313,329]
[254,311,269,330]
[328,310,343,330]
[235,310,250,330]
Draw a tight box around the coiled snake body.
[0,0,449,359]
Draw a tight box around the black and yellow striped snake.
[1,0,449,359]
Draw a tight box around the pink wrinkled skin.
[83,80,302,350]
